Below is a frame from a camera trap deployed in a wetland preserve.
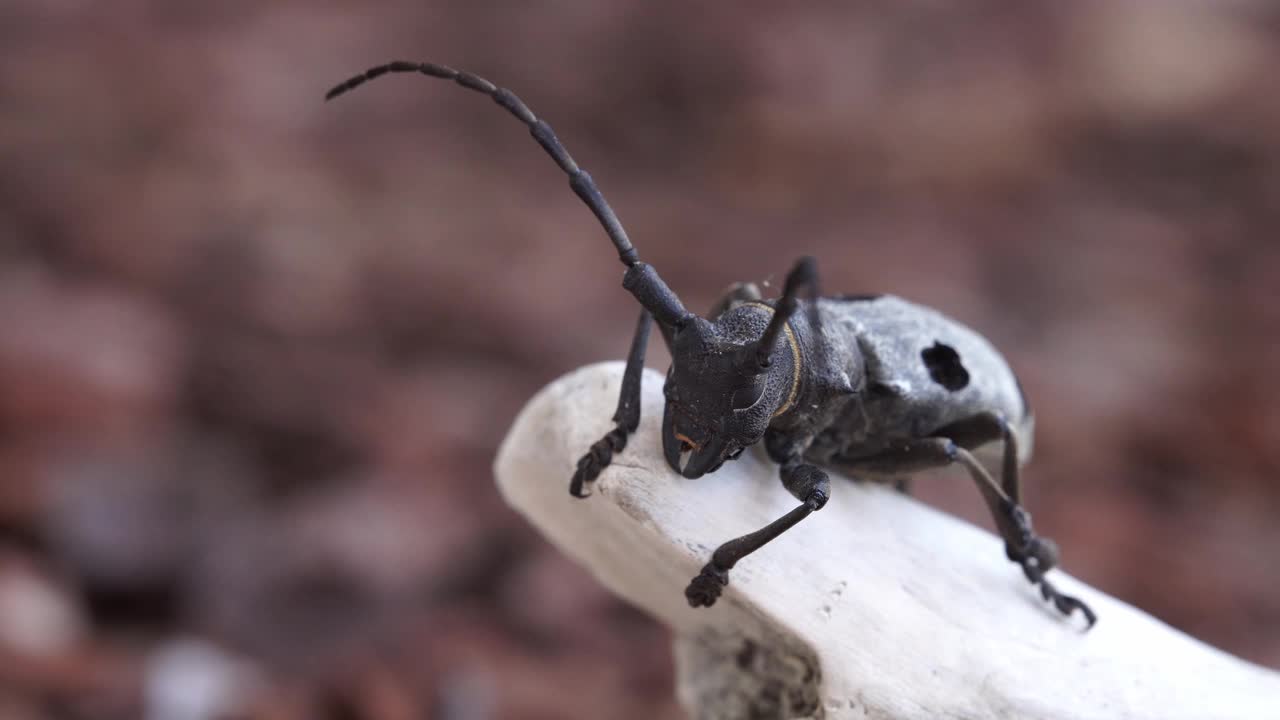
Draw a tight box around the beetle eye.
[730,380,765,410]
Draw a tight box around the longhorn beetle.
[325,61,1097,628]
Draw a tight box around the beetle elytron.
[326,61,1096,627]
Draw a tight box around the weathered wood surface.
[495,363,1280,720]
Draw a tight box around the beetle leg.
[933,411,1021,503]
[569,309,652,498]
[947,447,1098,629]
[685,458,830,608]
[756,257,822,370]
[707,281,763,319]
[839,437,1096,628]
[930,414,1096,624]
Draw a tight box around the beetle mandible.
[326,61,1096,628]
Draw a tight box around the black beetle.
[326,61,1095,628]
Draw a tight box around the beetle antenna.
[326,61,640,268]
[756,257,822,370]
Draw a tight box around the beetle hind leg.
[1022,558,1097,627]
[932,414,1097,627]
[838,435,1096,628]
[1000,510,1098,627]
[949,447,1097,628]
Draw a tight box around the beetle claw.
[1012,551,1097,630]
[1037,575,1097,629]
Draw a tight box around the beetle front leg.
[569,308,652,498]
[685,456,830,607]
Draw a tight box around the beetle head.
[660,306,796,478]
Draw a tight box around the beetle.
[325,61,1096,628]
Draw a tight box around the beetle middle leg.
[707,282,763,319]
[569,309,652,497]
[685,456,830,607]
[840,434,1096,627]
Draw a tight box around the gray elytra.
[326,61,1095,628]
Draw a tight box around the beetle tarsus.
[1052,587,1098,629]
[1008,534,1059,573]
[1009,537,1096,628]
[569,426,628,498]
[685,563,729,607]
[1033,572,1097,629]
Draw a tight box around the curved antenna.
[756,256,822,371]
[326,61,640,268]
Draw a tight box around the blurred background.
[2,1,1278,718]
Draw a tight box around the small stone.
[0,558,85,657]
[144,638,261,720]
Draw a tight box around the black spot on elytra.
[922,341,969,391]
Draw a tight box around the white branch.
[495,363,1280,720]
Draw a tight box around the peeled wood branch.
[495,363,1280,720]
